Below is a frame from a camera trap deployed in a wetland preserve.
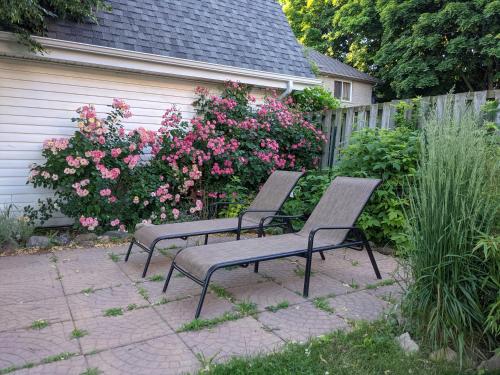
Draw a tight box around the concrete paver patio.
[0,238,402,374]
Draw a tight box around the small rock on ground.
[73,233,98,246]
[26,235,50,248]
[103,230,130,239]
[430,347,457,362]
[478,353,500,372]
[54,233,71,246]
[395,332,419,355]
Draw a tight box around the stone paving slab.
[279,273,353,299]
[257,258,305,281]
[86,334,200,375]
[118,255,172,282]
[179,317,283,363]
[0,254,51,271]
[76,308,174,353]
[141,277,201,304]
[227,281,306,310]
[12,356,87,375]
[365,283,405,302]
[0,276,65,305]
[154,294,235,330]
[67,285,148,320]
[0,296,71,332]
[210,266,267,288]
[327,291,389,321]
[0,321,78,370]
[257,302,349,342]
[0,263,58,286]
[59,268,132,295]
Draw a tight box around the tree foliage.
[280,0,500,100]
[0,0,110,51]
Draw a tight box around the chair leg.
[195,273,213,319]
[362,235,382,279]
[162,262,176,293]
[319,251,326,260]
[124,240,134,262]
[204,234,209,245]
[254,262,259,273]
[303,252,313,298]
[142,246,155,278]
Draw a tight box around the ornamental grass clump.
[402,106,499,364]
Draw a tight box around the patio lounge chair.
[162,176,382,318]
[126,170,303,277]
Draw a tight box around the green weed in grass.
[265,301,290,313]
[103,308,123,317]
[154,297,169,305]
[174,272,186,278]
[71,329,88,339]
[313,297,334,314]
[235,301,257,316]
[210,285,233,301]
[348,280,359,289]
[126,303,138,311]
[30,319,49,330]
[0,363,34,375]
[351,260,359,266]
[137,286,149,300]
[81,287,95,294]
[80,368,101,375]
[41,352,75,364]
[178,312,240,332]
[108,253,120,262]
[147,274,165,282]
[365,279,396,290]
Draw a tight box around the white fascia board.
[0,32,321,89]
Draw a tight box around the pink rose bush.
[26,82,325,232]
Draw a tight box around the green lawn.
[204,321,464,375]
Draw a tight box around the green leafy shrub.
[291,87,340,112]
[0,205,34,249]
[284,126,419,248]
[402,108,499,363]
[334,126,419,247]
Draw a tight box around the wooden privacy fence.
[320,89,500,168]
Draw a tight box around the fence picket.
[320,110,333,169]
[369,104,378,128]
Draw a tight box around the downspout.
[278,80,294,99]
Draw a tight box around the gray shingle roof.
[45,0,315,78]
[306,49,377,84]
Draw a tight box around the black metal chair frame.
[125,203,300,278]
[162,215,382,319]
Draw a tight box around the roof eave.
[319,70,378,84]
[0,32,322,89]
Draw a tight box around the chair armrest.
[258,214,303,236]
[307,226,358,252]
[236,209,283,235]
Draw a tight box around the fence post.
[332,109,343,164]
[344,108,355,146]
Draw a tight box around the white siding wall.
[0,57,265,224]
[320,75,373,107]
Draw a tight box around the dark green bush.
[284,126,419,248]
[291,87,340,113]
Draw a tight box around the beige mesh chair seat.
[126,170,303,277]
[162,176,383,318]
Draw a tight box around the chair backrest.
[298,176,381,244]
[245,170,304,223]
